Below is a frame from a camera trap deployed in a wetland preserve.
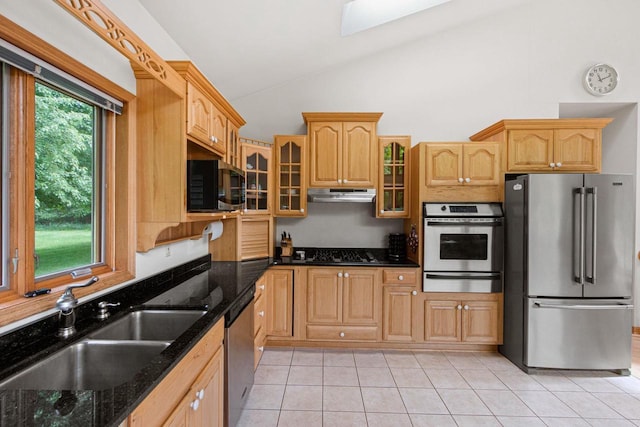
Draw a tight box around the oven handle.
[426,220,503,227]
[425,273,501,280]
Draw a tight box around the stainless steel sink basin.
[0,340,170,390]
[88,309,207,341]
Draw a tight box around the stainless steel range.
[423,202,503,293]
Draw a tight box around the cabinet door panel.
[424,300,460,342]
[186,83,212,145]
[309,123,341,187]
[267,270,293,336]
[554,128,600,171]
[462,300,500,344]
[425,144,463,186]
[463,144,500,185]
[307,268,342,324]
[507,129,554,171]
[209,104,227,156]
[342,269,378,325]
[342,122,375,186]
[382,286,415,342]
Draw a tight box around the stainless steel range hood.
[307,188,376,203]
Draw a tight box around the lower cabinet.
[306,268,380,341]
[129,318,225,426]
[266,269,294,337]
[254,273,267,369]
[381,269,420,342]
[423,293,502,344]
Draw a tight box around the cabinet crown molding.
[302,112,383,123]
[469,118,613,141]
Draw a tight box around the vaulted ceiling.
[138,0,534,100]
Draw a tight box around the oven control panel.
[424,202,502,218]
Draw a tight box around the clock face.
[584,64,619,95]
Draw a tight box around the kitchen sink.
[0,340,170,390]
[87,309,207,341]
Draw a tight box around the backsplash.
[275,203,403,248]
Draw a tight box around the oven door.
[423,218,503,272]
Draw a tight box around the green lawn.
[35,226,92,277]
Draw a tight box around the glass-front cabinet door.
[377,136,411,218]
[242,142,272,215]
[274,135,307,217]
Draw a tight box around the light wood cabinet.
[377,136,411,218]
[254,274,267,369]
[425,142,500,187]
[129,318,224,426]
[382,268,420,342]
[469,118,612,173]
[226,122,241,168]
[306,267,380,341]
[132,61,245,252]
[242,142,272,215]
[423,293,502,344]
[266,269,294,337]
[303,112,382,188]
[185,82,226,157]
[209,215,274,261]
[274,135,307,217]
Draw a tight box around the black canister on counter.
[388,233,406,261]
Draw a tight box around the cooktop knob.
[441,205,447,211]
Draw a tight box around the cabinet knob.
[337,179,342,184]
[344,272,350,278]
[210,136,216,143]
[457,304,462,310]
[339,332,345,337]
[259,285,265,290]
[398,275,404,281]
[190,399,200,411]
[338,272,343,278]
[197,389,205,400]
[258,346,264,352]
[464,305,469,310]
[412,290,418,296]
[344,179,349,183]
[300,208,305,213]
[380,209,384,214]
[556,162,562,167]
[258,311,265,317]
[465,177,471,183]
[549,162,556,168]
[458,177,464,183]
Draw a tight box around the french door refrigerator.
[501,174,634,373]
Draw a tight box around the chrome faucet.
[56,276,99,338]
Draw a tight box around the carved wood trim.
[54,0,184,97]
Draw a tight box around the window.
[0,19,135,326]
[33,82,104,280]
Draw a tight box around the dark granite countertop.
[0,255,271,427]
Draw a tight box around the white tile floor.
[238,348,640,427]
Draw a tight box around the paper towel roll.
[202,221,223,241]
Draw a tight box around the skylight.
[341,0,452,36]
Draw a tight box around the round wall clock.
[584,63,619,96]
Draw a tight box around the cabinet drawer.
[306,325,378,341]
[382,269,417,285]
[254,327,266,369]
[254,294,265,337]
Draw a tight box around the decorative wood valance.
[54,0,184,97]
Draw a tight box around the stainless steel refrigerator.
[501,174,635,373]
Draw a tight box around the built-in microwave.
[187,160,245,212]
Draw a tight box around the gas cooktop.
[301,248,378,263]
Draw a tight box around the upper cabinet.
[131,61,245,252]
[274,135,307,217]
[242,141,272,215]
[377,136,411,218]
[303,112,382,188]
[425,143,500,187]
[469,118,612,173]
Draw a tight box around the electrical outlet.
[165,246,171,257]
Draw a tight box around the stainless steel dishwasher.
[224,285,255,427]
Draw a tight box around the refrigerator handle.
[573,188,585,285]
[585,187,597,285]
